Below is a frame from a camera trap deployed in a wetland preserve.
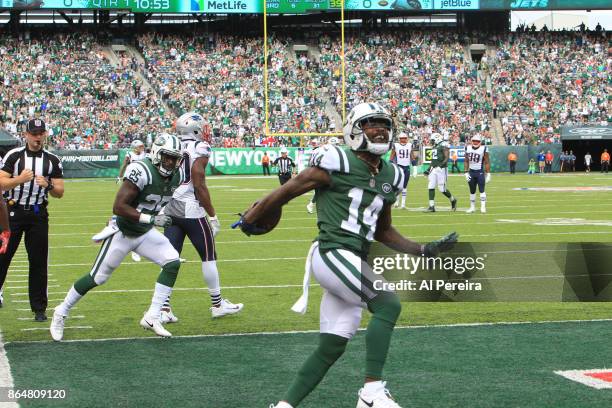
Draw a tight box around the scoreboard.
[1,0,610,12]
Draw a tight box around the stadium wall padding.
[54,145,562,178]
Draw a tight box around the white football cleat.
[466,207,475,214]
[269,402,293,408]
[306,202,315,214]
[140,314,172,337]
[49,311,66,341]
[211,299,244,318]
[481,206,487,213]
[357,382,402,408]
[160,308,179,324]
[131,252,142,262]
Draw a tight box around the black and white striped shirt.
[1,146,63,206]
[273,156,295,175]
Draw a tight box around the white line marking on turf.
[11,284,310,297]
[6,280,57,284]
[16,308,77,311]
[555,369,612,389]
[17,316,84,321]
[20,326,92,332]
[5,285,58,290]
[0,333,19,408]
[6,319,612,345]
[11,299,65,304]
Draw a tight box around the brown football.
[243,201,282,235]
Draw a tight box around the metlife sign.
[434,0,479,9]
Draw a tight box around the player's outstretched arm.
[243,167,331,225]
[375,204,459,256]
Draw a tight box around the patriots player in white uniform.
[306,137,338,214]
[464,134,491,213]
[390,133,412,209]
[161,112,243,322]
[117,139,146,182]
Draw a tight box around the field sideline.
[1,173,612,407]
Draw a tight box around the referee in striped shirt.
[273,147,296,185]
[0,119,64,321]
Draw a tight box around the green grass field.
[2,173,612,407]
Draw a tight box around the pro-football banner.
[55,149,122,178]
[367,242,612,302]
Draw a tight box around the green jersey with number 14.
[117,158,183,237]
[310,145,405,257]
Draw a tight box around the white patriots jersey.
[164,140,212,218]
[393,143,412,166]
[128,151,147,162]
[465,145,487,171]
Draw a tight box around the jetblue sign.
[434,0,479,9]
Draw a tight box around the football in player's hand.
[233,202,282,236]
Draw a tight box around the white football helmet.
[471,133,482,147]
[431,133,442,146]
[175,111,206,142]
[343,102,394,155]
[151,133,183,177]
[130,139,144,150]
[328,137,339,145]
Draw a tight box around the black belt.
[7,200,47,212]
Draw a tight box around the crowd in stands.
[317,30,492,147]
[0,33,169,150]
[490,31,609,145]
[0,28,608,150]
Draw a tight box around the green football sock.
[73,274,97,295]
[156,260,181,287]
[365,293,402,379]
[428,189,435,200]
[284,333,348,407]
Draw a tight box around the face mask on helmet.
[471,135,482,148]
[176,112,208,143]
[343,102,394,156]
[151,133,183,177]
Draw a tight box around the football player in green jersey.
[50,134,184,341]
[234,103,458,408]
[424,133,457,212]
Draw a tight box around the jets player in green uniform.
[424,133,457,212]
[234,103,457,408]
[50,134,184,341]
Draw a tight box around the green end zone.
[5,321,612,407]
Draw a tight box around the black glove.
[423,232,459,257]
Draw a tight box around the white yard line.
[17,316,84,321]
[20,327,92,332]
[6,318,612,345]
[10,284,309,297]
